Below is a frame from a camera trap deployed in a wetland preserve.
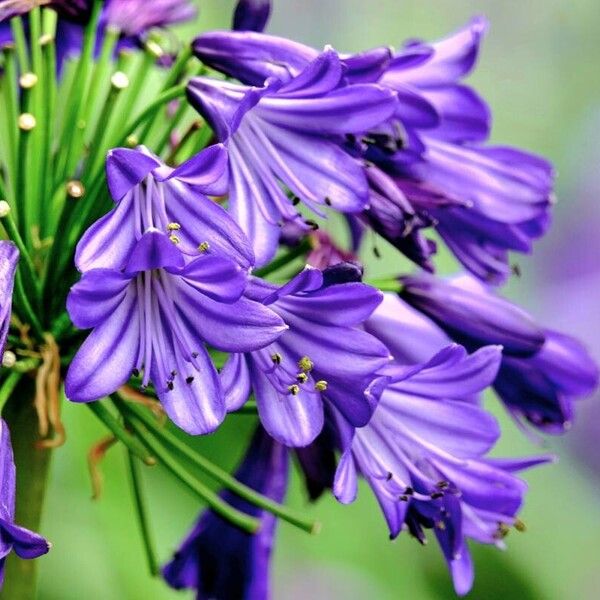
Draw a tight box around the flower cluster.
[0,0,596,597]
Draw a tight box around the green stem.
[254,238,312,278]
[87,401,156,466]
[125,449,159,576]
[10,18,29,72]
[122,409,260,534]
[365,279,403,293]
[0,371,24,413]
[121,400,319,535]
[0,379,53,600]
[1,45,19,205]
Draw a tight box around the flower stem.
[120,400,320,535]
[125,449,159,576]
[87,401,156,466]
[121,407,261,534]
[365,278,403,293]
[0,379,53,600]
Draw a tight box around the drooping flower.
[66,229,285,435]
[191,22,554,284]
[163,426,288,599]
[76,144,254,272]
[399,273,599,431]
[220,264,390,447]
[0,419,50,585]
[233,0,272,33]
[0,242,18,356]
[332,342,550,595]
[186,49,398,265]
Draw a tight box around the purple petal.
[232,0,272,32]
[220,354,252,411]
[67,269,131,329]
[0,520,50,559]
[65,285,140,402]
[252,360,324,447]
[124,229,185,275]
[180,255,246,303]
[106,147,160,202]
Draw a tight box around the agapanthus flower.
[191,22,554,284]
[220,264,390,446]
[66,228,285,435]
[0,419,51,585]
[76,144,254,271]
[399,273,599,431]
[163,426,287,599]
[332,342,549,595]
[186,49,398,265]
[0,241,18,356]
[233,0,272,33]
[0,0,88,22]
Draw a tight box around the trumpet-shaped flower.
[66,229,285,434]
[220,265,390,446]
[186,49,398,265]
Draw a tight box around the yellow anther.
[435,521,446,531]
[296,372,308,383]
[514,518,527,533]
[66,180,85,199]
[169,235,181,245]
[298,356,313,372]
[167,222,181,231]
[126,135,138,148]
[271,353,282,365]
[496,523,511,539]
[315,380,328,392]
[288,384,300,396]
[198,241,210,252]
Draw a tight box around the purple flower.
[0,242,18,355]
[220,265,390,446]
[399,273,599,431]
[332,343,549,595]
[101,0,197,39]
[0,1,90,22]
[233,0,272,33]
[191,23,554,284]
[186,49,398,265]
[76,144,253,272]
[65,229,285,435]
[0,419,50,585]
[163,426,288,599]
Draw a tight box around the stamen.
[185,376,194,384]
[167,222,181,231]
[169,234,180,244]
[495,523,511,539]
[514,518,527,533]
[198,241,210,252]
[298,356,313,372]
[430,492,444,500]
[314,380,328,391]
[271,353,282,365]
[296,372,308,383]
[287,384,300,396]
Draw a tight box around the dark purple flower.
[399,273,599,431]
[0,242,18,355]
[233,0,271,33]
[66,229,285,435]
[186,49,398,265]
[220,265,390,446]
[0,419,50,585]
[332,343,550,595]
[163,426,288,599]
[76,144,254,271]
[0,1,90,22]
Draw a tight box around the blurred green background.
[37,1,600,598]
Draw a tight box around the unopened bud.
[2,351,16,368]
[0,200,11,218]
[111,71,129,90]
[18,113,36,131]
[66,180,85,199]
[19,72,38,89]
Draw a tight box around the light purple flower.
[399,273,599,431]
[0,242,18,355]
[0,419,50,585]
[76,144,254,271]
[220,265,390,446]
[332,342,550,595]
[66,229,285,435]
[163,426,287,599]
[186,49,398,265]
